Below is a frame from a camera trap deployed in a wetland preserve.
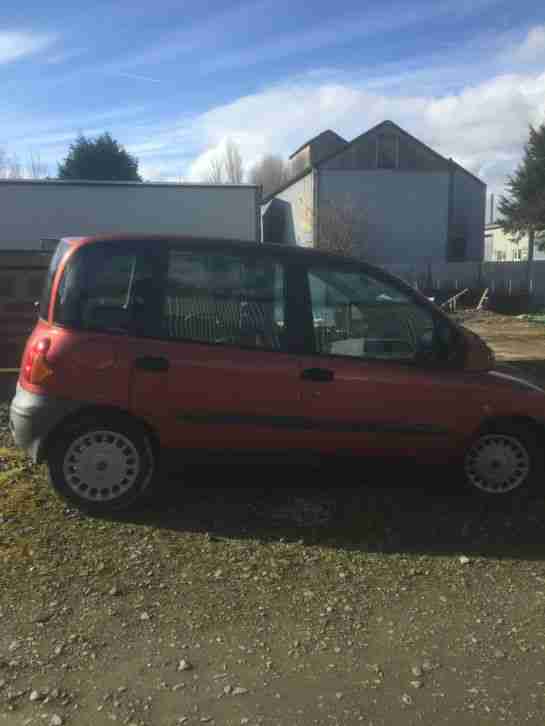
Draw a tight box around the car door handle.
[300,367,334,382]
[134,355,170,372]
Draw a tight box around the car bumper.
[9,384,82,463]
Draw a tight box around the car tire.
[463,421,543,498]
[47,413,155,514]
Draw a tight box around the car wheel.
[463,422,542,497]
[47,414,155,514]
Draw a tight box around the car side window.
[308,265,442,362]
[163,250,286,351]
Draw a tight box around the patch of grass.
[0,465,26,487]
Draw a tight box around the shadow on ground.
[111,456,545,562]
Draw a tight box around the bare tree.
[316,197,369,260]
[203,139,244,184]
[27,151,48,179]
[248,154,290,197]
[206,156,224,183]
[0,151,23,179]
[224,139,243,184]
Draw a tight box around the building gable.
[319,121,450,173]
[289,130,348,172]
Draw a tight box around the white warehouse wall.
[0,181,260,250]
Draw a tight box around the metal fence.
[383,261,545,302]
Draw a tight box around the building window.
[495,250,506,262]
[377,133,398,169]
[484,234,494,260]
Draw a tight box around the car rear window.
[39,240,70,319]
[53,242,146,333]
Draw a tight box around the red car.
[9,235,545,513]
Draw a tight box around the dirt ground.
[2,311,545,726]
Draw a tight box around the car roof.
[62,234,362,267]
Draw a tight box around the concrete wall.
[450,167,486,261]
[0,180,261,250]
[318,170,450,264]
[263,172,314,246]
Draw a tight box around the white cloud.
[0,31,55,64]
[139,162,181,182]
[178,69,545,195]
[513,24,545,63]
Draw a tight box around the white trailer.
[0,179,261,250]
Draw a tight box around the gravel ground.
[2,315,545,725]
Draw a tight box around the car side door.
[296,261,479,458]
[127,244,309,452]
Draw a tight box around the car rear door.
[127,243,307,452]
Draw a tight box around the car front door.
[296,262,480,459]
[128,244,307,452]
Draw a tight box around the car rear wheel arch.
[44,407,160,513]
[38,405,160,466]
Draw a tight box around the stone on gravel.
[459,555,471,565]
[401,694,413,705]
[178,659,193,672]
[411,665,423,677]
[140,612,150,621]
[29,689,41,702]
[109,586,120,596]
[50,715,63,726]
[232,687,248,695]
[494,649,506,659]
[410,680,423,689]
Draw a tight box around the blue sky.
[1,0,545,193]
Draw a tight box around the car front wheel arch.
[463,416,545,497]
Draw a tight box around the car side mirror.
[460,327,494,372]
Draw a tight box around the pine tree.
[499,122,545,259]
[58,133,141,181]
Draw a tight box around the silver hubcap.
[63,430,140,502]
[465,434,530,494]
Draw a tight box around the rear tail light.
[22,337,53,385]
